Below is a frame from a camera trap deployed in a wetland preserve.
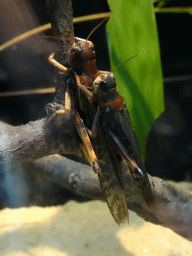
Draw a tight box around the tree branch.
[25,155,102,200]
[0,113,81,166]
[26,154,192,241]
[48,0,74,105]
[49,0,74,64]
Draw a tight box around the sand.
[0,200,192,255]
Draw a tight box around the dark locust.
[49,37,154,224]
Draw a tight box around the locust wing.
[78,91,129,225]
[96,141,129,225]
[100,105,154,208]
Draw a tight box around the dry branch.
[27,154,192,241]
[48,0,74,105]
[0,114,81,165]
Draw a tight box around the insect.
[69,37,154,207]
[49,36,130,224]
[49,32,154,224]
[91,73,154,207]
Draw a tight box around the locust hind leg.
[108,130,154,209]
[108,130,144,178]
[74,109,101,174]
[48,53,93,104]
[49,90,100,174]
[49,52,93,101]
[75,74,93,100]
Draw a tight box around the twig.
[27,154,192,241]
[0,115,81,166]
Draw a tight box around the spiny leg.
[48,89,100,173]
[48,87,72,121]
[108,130,143,177]
[74,109,101,173]
[48,52,69,72]
[108,130,155,208]
[75,75,93,100]
[48,53,93,101]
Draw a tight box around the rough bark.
[0,115,80,166]
[48,0,74,105]
[26,154,192,241]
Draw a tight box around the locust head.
[93,73,115,94]
[69,37,96,75]
[93,73,125,110]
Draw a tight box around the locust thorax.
[69,38,99,87]
[93,73,125,110]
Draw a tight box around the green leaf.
[106,0,164,156]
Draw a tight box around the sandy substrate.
[0,200,192,255]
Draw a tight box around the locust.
[49,37,129,224]
[49,33,154,224]
[69,38,154,207]
[91,73,154,207]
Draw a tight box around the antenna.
[87,14,111,41]
[112,55,137,73]
[43,35,75,43]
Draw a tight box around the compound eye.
[105,75,116,91]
